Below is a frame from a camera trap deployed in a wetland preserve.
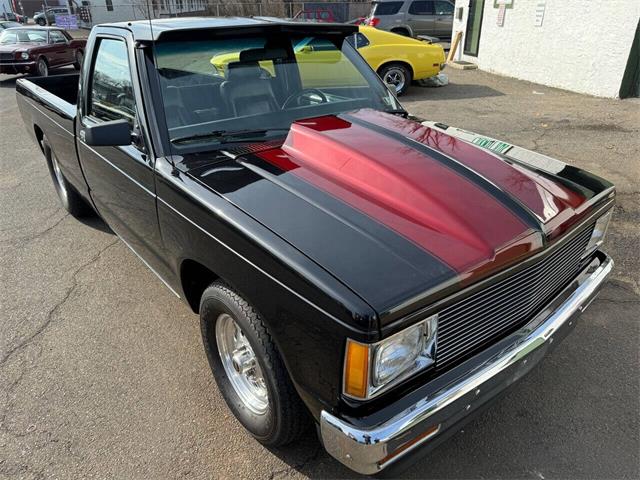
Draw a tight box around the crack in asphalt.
[268,446,322,480]
[0,239,119,368]
[0,212,68,246]
[0,238,120,460]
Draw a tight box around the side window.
[346,33,370,49]
[435,1,453,14]
[409,1,434,15]
[49,30,67,43]
[88,38,136,125]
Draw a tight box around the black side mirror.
[82,119,132,147]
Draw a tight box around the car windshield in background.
[0,29,47,44]
[153,32,402,150]
[370,2,404,16]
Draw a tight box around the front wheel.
[379,63,412,95]
[36,58,48,77]
[200,282,309,446]
[36,18,46,26]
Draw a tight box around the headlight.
[20,52,29,60]
[344,315,437,400]
[583,210,612,257]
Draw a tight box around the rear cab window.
[370,2,404,16]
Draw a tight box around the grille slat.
[439,257,581,352]
[438,257,584,361]
[440,227,593,320]
[436,223,594,368]
[438,243,586,338]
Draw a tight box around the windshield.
[153,30,403,151]
[0,29,47,44]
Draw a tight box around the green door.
[463,0,485,56]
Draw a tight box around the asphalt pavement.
[0,68,638,479]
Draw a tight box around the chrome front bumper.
[320,253,613,475]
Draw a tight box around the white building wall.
[452,0,640,98]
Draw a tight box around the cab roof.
[102,16,357,41]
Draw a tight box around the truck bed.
[23,73,80,105]
[16,73,87,200]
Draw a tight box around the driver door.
[77,32,169,279]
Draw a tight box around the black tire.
[200,281,309,446]
[391,28,411,37]
[36,18,46,26]
[73,50,83,70]
[378,62,412,95]
[43,135,92,217]
[36,57,48,77]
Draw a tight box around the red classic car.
[0,26,85,76]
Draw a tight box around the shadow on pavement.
[405,82,505,101]
[77,214,114,235]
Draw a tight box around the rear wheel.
[379,63,412,95]
[43,136,92,217]
[36,58,48,77]
[36,17,46,26]
[200,281,309,446]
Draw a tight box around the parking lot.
[0,67,638,479]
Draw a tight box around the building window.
[105,0,113,11]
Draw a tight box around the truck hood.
[186,109,606,325]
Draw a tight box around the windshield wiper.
[171,128,289,145]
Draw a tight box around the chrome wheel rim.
[215,313,268,415]
[51,153,68,204]
[38,60,48,76]
[383,68,406,93]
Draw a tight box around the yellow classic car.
[352,26,446,94]
[210,26,445,95]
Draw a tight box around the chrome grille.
[436,223,595,369]
[0,53,14,62]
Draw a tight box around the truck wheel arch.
[180,258,219,313]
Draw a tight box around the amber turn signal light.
[344,340,370,398]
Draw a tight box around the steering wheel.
[282,88,328,109]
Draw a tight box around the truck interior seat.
[220,61,280,117]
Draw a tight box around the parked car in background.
[210,26,445,95]
[351,26,445,94]
[367,0,454,38]
[0,27,85,76]
[16,17,615,475]
[34,7,69,26]
[0,20,22,30]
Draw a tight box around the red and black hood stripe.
[189,110,593,325]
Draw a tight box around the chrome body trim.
[320,253,613,475]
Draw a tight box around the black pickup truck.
[17,17,615,475]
